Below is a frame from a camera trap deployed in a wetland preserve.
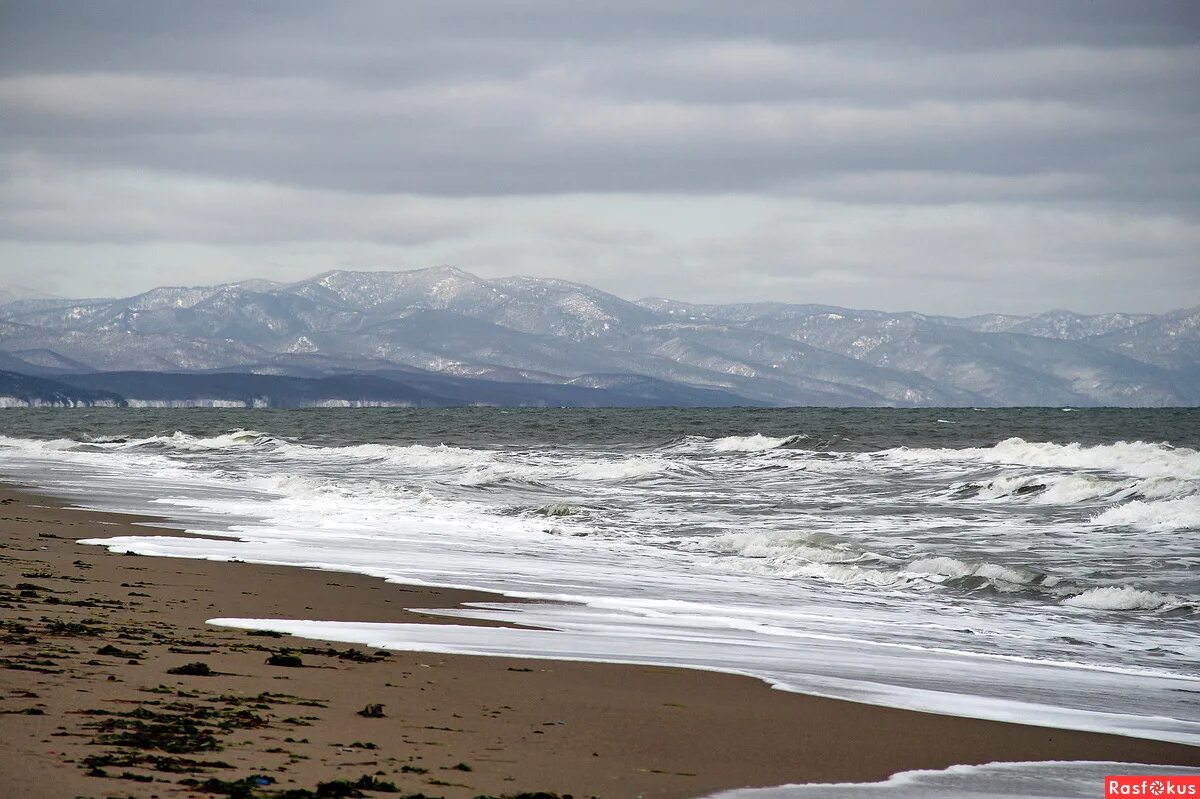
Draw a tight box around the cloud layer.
[0,1,1197,313]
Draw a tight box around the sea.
[2,407,1198,797]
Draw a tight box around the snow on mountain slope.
[1,268,1195,406]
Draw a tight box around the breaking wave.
[565,456,676,481]
[1062,586,1182,612]
[883,437,1200,480]
[667,433,810,453]
[906,556,1049,589]
[708,433,807,452]
[64,431,681,485]
[703,532,1194,614]
[1091,496,1200,531]
[0,435,79,452]
[331,442,497,470]
[947,473,1197,506]
[707,534,1054,595]
[87,429,280,451]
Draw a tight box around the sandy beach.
[1,483,1196,799]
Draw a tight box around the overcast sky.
[1,1,1197,315]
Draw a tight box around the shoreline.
[1,483,1197,798]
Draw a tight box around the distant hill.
[0,268,1196,407]
[0,370,124,408]
[0,368,759,409]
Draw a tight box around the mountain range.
[0,267,1197,407]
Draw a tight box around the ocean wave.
[775,562,905,587]
[884,437,1200,480]
[74,432,495,471]
[455,464,553,488]
[1061,585,1182,611]
[201,436,670,484]
[0,435,81,452]
[239,471,314,491]
[667,433,810,454]
[705,532,917,585]
[235,473,422,510]
[951,472,1196,507]
[723,557,910,588]
[66,433,683,488]
[295,441,494,470]
[704,533,1192,614]
[709,433,807,452]
[906,556,1046,587]
[951,473,1127,504]
[711,531,871,565]
[566,456,675,481]
[1038,475,1128,504]
[706,534,1064,596]
[86,429,281,451]
[1123,476,1199,501]
[170,429,278,449]
[1091,496,1200,531]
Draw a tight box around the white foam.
[1128,476,1196,501]
[907,556,1038,587]
[711,532,860,564]
[885,438,1200,480]
[710,433,800,452]
[972,473,1126,505]
[706,532,910,586]
[956,472,1195,506]
[961,473,1055,501]
[1091,496,1200,531]
[117,429,276,450]
[566,456,673,480]
[711,534,1049,592]
[274,440,668,483]
[1038,474,1127,504]
[0,435,82,452]
[703,761,1200,799]
[1062,586,1179,611]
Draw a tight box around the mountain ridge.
[1,267,1196,407]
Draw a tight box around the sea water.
[1,407,1197,789]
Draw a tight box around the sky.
[0,1,1197,315]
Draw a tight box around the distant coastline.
[0,366,762,409]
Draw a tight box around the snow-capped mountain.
[0,267,1196,406]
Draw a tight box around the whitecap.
[710,433,803,452]
[907,556,1039,586]
[566,456,673,481]
[136,429,278,450]
[1091,496,1200,531]
[884,438,1200,480]
[1062,586,1179,611]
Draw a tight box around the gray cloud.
[0,0,1196,312]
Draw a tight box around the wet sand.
[0,484,1196,798]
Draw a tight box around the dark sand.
[0,484,1196,798]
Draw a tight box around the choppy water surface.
[2,408,1198,751]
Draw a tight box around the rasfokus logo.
[1106,776,1200,797]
